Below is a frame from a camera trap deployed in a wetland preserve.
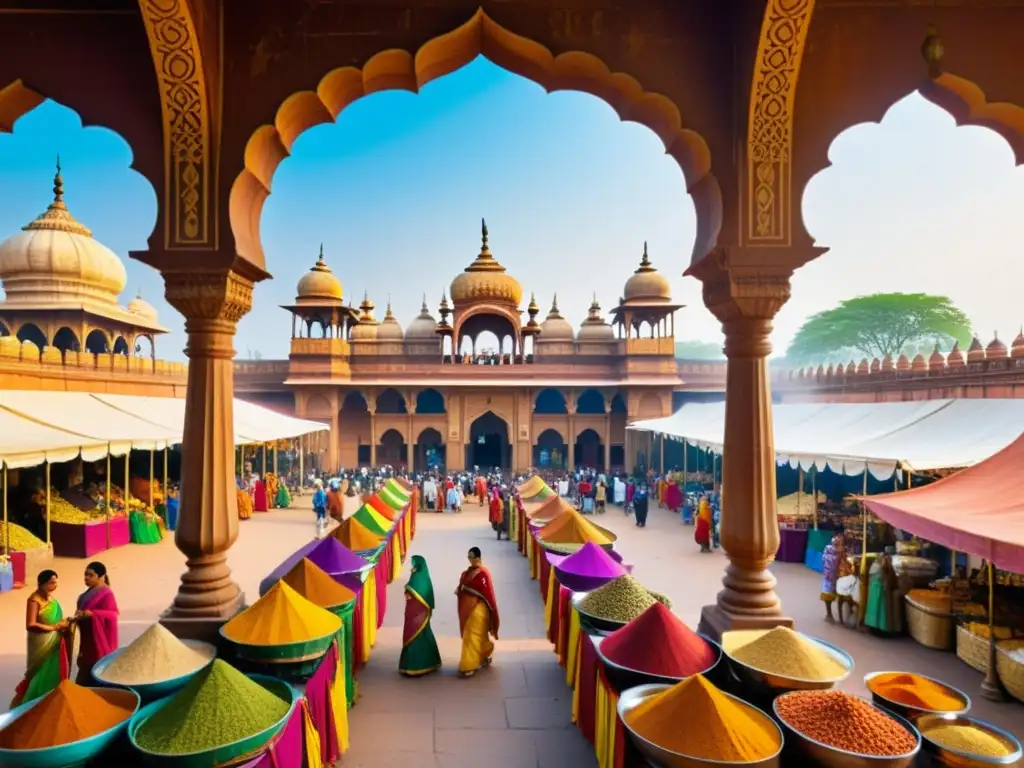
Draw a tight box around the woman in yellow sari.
[456,547,500,678]
[11,570,73,707]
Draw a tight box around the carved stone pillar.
[691,252,795,640]
[603,403,612,472]
[159,266,257,634]
[368,403,378,467]
[328,398,340,473]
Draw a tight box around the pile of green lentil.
[579,575,670,622]
[134,660,290,754]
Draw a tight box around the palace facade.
[235,222,684,473]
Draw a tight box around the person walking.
[312,479,328,538]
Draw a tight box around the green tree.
[784,293,973,365]
[675,340,724,360]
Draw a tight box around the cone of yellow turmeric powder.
[722,626,850,685]
[621,675,782,763]
[220,580,342,662]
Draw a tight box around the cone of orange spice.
[775,690,918,756]
[0,681,135,749]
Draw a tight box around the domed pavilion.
[0,162,167,361]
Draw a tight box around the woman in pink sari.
[253,473,269,512]
[74,561,119,684]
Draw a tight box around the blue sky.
[0,56,1020,361]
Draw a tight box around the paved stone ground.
[0,494,1020,767]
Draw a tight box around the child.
[312,479,327,538]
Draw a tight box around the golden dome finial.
[54,155,65,206]
[421,293,429,312]
[550,293,560,315]
[481,218,489,252]
[316,243,326,267]
[385,295,394,319]
[22,157,92,237]
[528,292,538,312]
[636,242,655,272]
[922,24,944,79]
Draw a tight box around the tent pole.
[860,461,869,569]
[105,451,112,549]
[981,562,1004,701]
[45,461,51,545]
[797,467,803,520]
[149,448,155,511]
[262,444,267,477]
[163,448,169,501]
[273,443,278,477]
[3,465,8,557]
[299,436,305,491]
[125,451,131,511]
[812,468,818,530]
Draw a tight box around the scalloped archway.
[229,8,720,269]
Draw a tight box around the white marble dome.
[0,167,127,306]
[538,295,575,342]
[405,295,437,340]
[377,301,404,341]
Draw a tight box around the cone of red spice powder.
[599,602,717,678]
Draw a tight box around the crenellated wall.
[774,333,1024,402]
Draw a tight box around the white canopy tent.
[629,399,1024,479]
[0,391,328,469]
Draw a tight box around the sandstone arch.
[229,8,719,269]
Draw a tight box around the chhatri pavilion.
[236,221,681,473]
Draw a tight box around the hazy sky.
[0,57,1020,362]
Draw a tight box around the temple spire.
[481,218,489,251]
[551,293,559,314]
[638,241,653,270]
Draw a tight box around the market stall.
[862,431,1024,702]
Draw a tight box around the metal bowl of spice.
[92,624,216,702]
[572,575,667,635]
[129,663,297,767]
[916,714,1022,767]
[773,690,921,768]
[864,671,970,721]
[618,680,783,768]
[721,627,853,697]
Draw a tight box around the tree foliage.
[784,293,973,365]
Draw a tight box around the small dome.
[0,162,127,307]
[126,292,159,322]
[928,344,945,368]
[896,354,910,371]
[985,333,1008,359]
[449,220,523,306]
[537,295,575,342]
[377,299,404,341]
[622,242,671,303]
[947,340,965,366]
[881,354,894,372]
[406,295,438,340]
[296,245,343,302]
[577,294,614,342]
[966,336,985,362]
[349,292,379,342]
[1012,328,1024,359]
[911,353,927,371]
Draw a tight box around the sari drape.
[399,555,441,676]
[12,599,71,707]
[457,566,499,676]
[75,586,119,685]
[253,480,269,512]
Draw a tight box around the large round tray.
[0,687,140,768]
[92,640,217,702]
[128,674,296,768]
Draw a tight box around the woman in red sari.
[74,561,119,684]
[456,547,500,677]
[488,488,505,541]
[475,475,488,507]
[253,473,269,512]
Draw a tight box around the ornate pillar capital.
[687,247,794,326]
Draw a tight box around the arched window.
[85,329,110,354]
[576,389,605,415]
[415,388,446,414]
[113,336,130,356]
[534,388,567,415]
[52,327,80,354]
[376,388,407,414]
[16,323,47,349]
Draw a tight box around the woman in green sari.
[11,570,73,707]
[399,555,442,677]
[864,548,899,634]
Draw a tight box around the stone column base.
[697,603,793,643]
[160,592,246,643]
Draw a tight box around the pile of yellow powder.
[723,627,847,681]
[221,581,342,646]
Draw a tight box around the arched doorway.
[378,428,407,468]
[467,411,509,471]
[112,336,130,356]
[575,428,603,471]
[415,389,446,414]
[85,329,110,354]
[339,391,370,467]
[533,428,567,469]
[416,427,445,471]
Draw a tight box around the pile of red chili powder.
[600,602,716,677]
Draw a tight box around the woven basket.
[956,625,991,673]
[996,639,1024,704]
[905,596,954,651]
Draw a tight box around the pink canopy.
[861,432,1024,574]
